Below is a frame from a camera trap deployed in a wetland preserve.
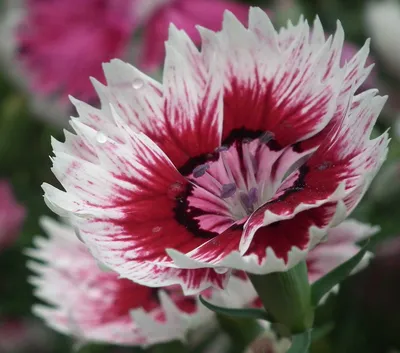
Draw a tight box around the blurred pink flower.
[0,180,25,251]
[10,0,250,110]
[15,0,135,104]
[306,219,376,283]
[133,0,250,71]
[26,217,240,347]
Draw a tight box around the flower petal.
[168,201,347,274]
[220,12,344,147]
[28,217,215,345]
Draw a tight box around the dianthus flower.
[27,217,246,346]
[4,0,249,109]
[44,8,388,294]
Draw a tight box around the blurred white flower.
[365,0,400,79]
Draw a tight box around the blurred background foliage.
[1,0,400,352]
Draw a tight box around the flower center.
[190,137,272,219]
[173,130,294,238]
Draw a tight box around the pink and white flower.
[26,217,218,346]
[0,180,25,252]
[44,8,389,294]
[2,0,249,119]
[14,0,135,104]
[306,219,377,284]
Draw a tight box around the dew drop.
[152,226,162,233]
[167,182,185,200]
[132,78,144,89]
[96,132,108,144]
[214,267,229,274]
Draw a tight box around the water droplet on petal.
[132,78,144,89]
[214,267,228,274]
[96,132,108,144]
[167,182,185,200]
[193,164,209,178]
[220,183,237,199]
[152,226,162,233]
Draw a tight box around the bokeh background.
[1,0,400,352]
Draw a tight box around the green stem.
[148,340,188,353]
[249,261,314,334]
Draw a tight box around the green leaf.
[311,242,369,306]
[199,295,274,321]
[287,330,311,353]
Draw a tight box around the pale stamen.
[219,150,235,184]
[242,142,258,191]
